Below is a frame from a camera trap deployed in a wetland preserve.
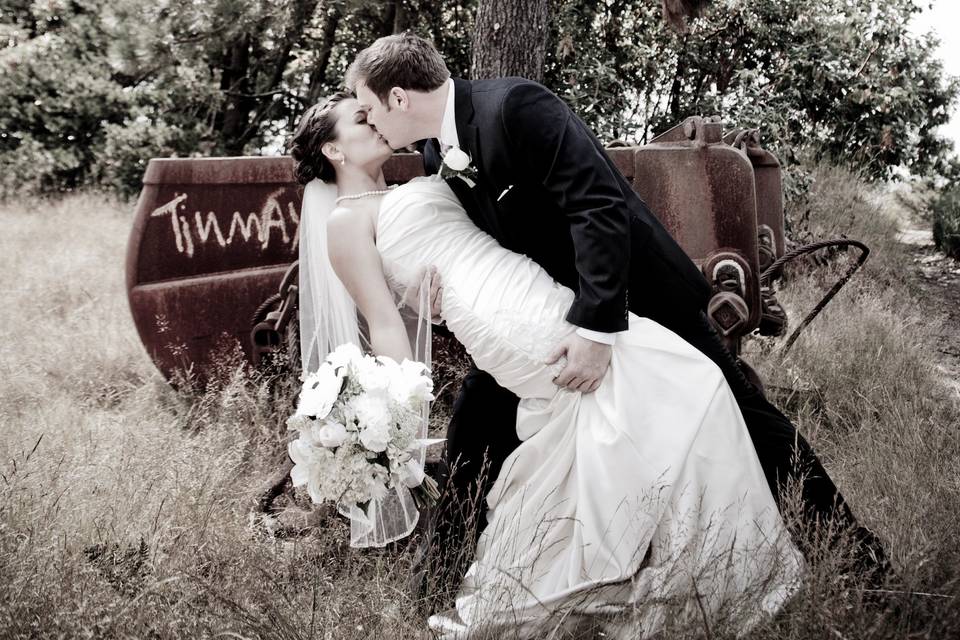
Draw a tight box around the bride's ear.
[321,141,343,166]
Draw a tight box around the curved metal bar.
[761,239,871,355]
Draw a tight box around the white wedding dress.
[372,176,803,637]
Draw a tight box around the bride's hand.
[405,265,444,322]
[547,334,611,393]
[427,266,443,321]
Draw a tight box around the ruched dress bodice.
[376,176,574,401]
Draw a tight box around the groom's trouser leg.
[431,366,520,575]
[665,311,888,570]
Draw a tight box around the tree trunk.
[268,0,321,93]
[662,0,712,33]
[669,37,687,122]
[381,0,411,35]
[306,2,343,105]
[392,0,409,34]
[220,33,255,155]
[470,0,550,82]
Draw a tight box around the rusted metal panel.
[725,128,786,271]
[127,155,427,384]
[632,116,762,343]
[129,267,289,380]
[132,164,301,283]
[126,157,302,383]
[606,148,636,183]
[128,120,783,381]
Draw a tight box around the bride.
[289,92,803,638]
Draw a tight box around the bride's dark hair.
[289,91,354,185]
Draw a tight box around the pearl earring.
[339,157,346,166]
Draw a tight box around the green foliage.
[0,0,210,197]
[0,4,124,194]
[0,0,476,198]
[0,0,956,198]
[545,0,958,181]
[932,185,960,260]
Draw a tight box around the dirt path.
[898,225,960,396]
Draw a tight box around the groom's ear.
[389,87,409,112]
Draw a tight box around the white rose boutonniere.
[439,147,478,188]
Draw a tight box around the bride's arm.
[327,208,414,363]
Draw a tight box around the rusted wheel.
[250,293,301,377]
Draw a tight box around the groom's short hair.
[346,33,449,104]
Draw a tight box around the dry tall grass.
[1,168,958,638]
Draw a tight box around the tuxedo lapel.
[444,79,482,224]
[423,138,441,174]
[449,77,508,239]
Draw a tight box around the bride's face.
[329,98,393,168]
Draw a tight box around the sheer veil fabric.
[297,178,433,548]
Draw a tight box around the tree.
[0,0,478,197]
[544,0,958,181]
[470,0,550,82]
[0,0,955,198]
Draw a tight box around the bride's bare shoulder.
[328,201,376,235]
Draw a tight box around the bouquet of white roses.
[286,343,441,516]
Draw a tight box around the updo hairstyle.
[289,91,353,185]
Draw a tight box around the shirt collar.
[438,77,459,151]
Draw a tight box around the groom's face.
[355,82,415,150]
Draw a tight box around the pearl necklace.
[335,185,397,205]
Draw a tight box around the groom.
[345,33,890,589]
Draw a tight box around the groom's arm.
[500,82,631,334]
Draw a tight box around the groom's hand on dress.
[547,334,611,393]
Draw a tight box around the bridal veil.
[297,177,433,548]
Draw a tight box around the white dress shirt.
[437,77,616,346]
[438,78,459,152]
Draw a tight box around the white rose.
[443,147,471,171]
[375,355,402,382]
[353,393,392,429]
[315,419,349,448]
[356,356,390,393]
[358,420,391,453]
[391,359,434,404]
[407,378,434,405]
[352,393,393,452]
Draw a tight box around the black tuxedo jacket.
[423,77,711,333]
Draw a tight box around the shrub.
[932,186,960,260]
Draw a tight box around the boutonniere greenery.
[439,147,478,188]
